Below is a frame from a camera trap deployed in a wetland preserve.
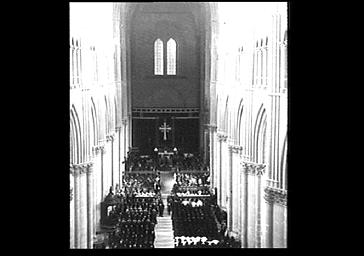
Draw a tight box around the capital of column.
[255,164,266,176]
[229,144,243,154]
[92,145,105,155]
[264,187,287,206]
[70,164,80,176]
[106,133,115,142]
[240,161,266,176]
[217,132,228,142]
[85,162,94,174]
[70,163,88,176]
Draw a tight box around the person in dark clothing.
[167,196,172,215]
[158,200,164,217]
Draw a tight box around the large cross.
[159,121,172,141]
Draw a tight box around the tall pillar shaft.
[79,165,88,248]
[73,166,81,248]
[86,162,94,248]
[239,161,249,248]
[70,171,75,248]
[228,145,233,232]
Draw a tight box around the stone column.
[92,145,103,238]
[107,134,115,189]
[240,162,248,248]
[86,162,94,248]
[245,162,256,247]
[264,191,274,248]
[241,162,266,248]
[72,164,81,248]
[206,124,217,188]
[216,133,227,206]
[210,125,217,189]
[100,145,106,200]
[79,163,88,248]
[255,164,266,248]
[217,134,222,206]
[116,127,122,190]
[229,145,243,239]
[264,187,287,248]
[69,167,75,249]
[221,134,228,209]
[227,144,233,233]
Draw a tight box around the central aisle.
[159,171,175,194]
[154,194,174,248]
[154,171,175,248]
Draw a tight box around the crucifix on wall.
[159,120,172,141]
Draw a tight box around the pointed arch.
[90,97,98,146]
[70,115,75,164]
[167,38,177,75]
[236,98,244,145]
[280,134,288,190]
[70,105,82,164]
[223,96,229,133]
[114,96,118,129]
[257,114,267,163]
[228,110,232,139]
[104,96,109,135]
[253,104,267,163]
[154,38,163,75]
[109,95,115,132]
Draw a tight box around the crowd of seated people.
[172,185,211,196]
[123,149,210,173]
[108,197,160,248]
[125,153,158,172]
[174,235,241,248]
[174,236,220,248]
[173,153,208,171]
[174,172,210,186]
[171,200,219,239]
[123,173,161,197]
[169,192,242,248]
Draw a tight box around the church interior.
[69,2,288,249]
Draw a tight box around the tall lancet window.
[167,38,176,75]
[154,38,163,75]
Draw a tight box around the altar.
[157,150,174,157]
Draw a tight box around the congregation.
[98,151,239,248]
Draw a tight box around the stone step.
[155,233,174,237]
[157,220,172,223]
[156,228,173,231]
[154,244,174,248]
[156,223,173,226]
[155,232,174,235]
[154,214,174,249]
[154,244,174,247]
[155,237,174,242]
[156,233,173,236]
